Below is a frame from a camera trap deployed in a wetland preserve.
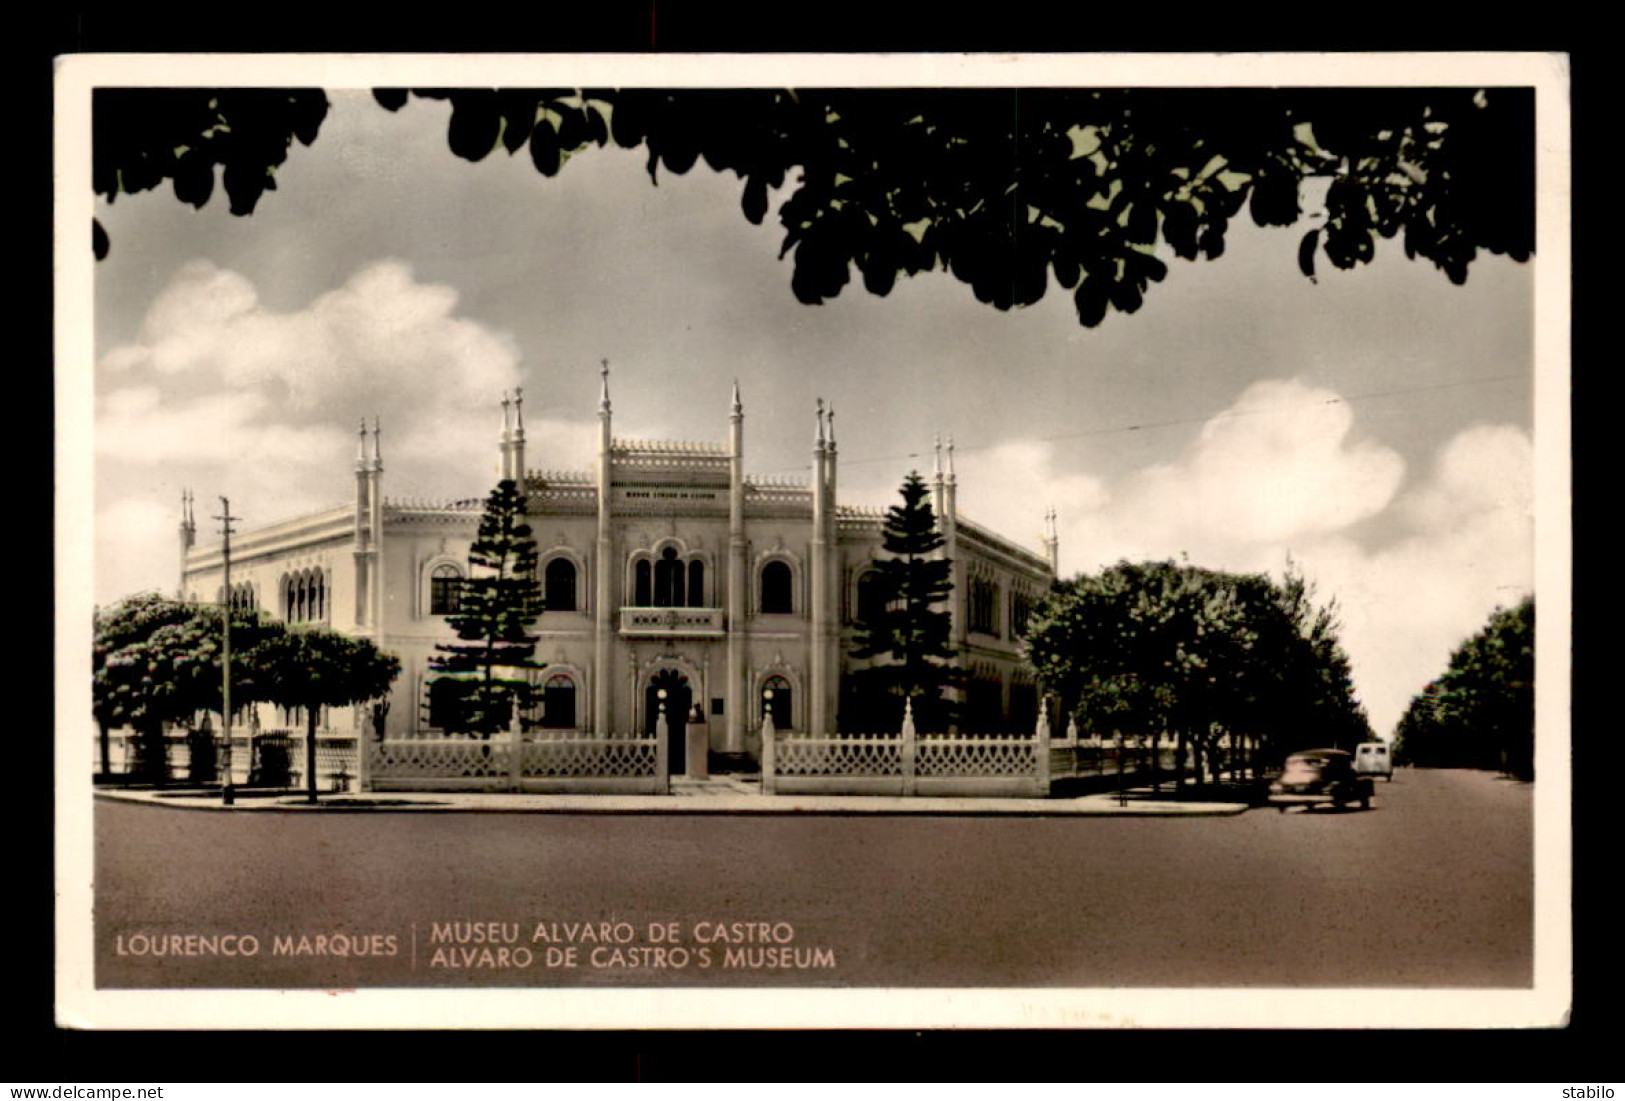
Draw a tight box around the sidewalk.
[94,775,1252,817]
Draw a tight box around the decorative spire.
[946,434,956,483]
[512,386,525,437]
[372,416,383,471]
[599,358,612,414]
[815,397,826,445]
[826,404,835,448]
[731,378,742,416]
[933,433,943,479]
[356,418,369,470]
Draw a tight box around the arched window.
[430,564,463,616]
[544,557,578,612]
[541,673,577,729]
[856,569,885,625]
[760,560,793,614]
[426,676,470,732]
[634,559,652,606]
[761,675,793,731]
[224,583,255,613]
[654,547,685,608]
[687,560,705,607]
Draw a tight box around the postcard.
[55,51,1571,1029]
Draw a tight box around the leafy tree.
[428,479,545,736]
[244,628,401,803]
[1393,597,1533,779]
[93,86,1532,326]
[850,472,957,730]
[1024,560,1370,787]
[93,593,287,781]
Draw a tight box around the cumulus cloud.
[101,259,521,417]
[1080,379,1406,568]
[955,379,1532,736]
[95,260,539,602]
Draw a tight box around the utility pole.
[216,497,240,806]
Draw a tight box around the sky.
[86,79,1542,738]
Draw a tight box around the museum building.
[178,368,1059,763]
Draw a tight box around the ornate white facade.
[179,369,1059,767]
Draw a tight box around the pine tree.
[850,471,957,730]
[429,479,545,736]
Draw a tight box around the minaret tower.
[726,380,747,754]
[1042,507,1060,576]
[809,399,830,738]
[942,434,964,728]
[177,489,196,599]
[353,418,383,634]
[822,404,839,736]
[593,360,614,735]
[500,388,528,483]
[370,417,384,635]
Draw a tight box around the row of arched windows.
[283,569,327,623]
[422,554,799,617]
[220,583,256,613]
[634,548,705,608]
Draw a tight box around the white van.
[1355,741,1393,780]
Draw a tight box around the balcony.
[619,606,726,637]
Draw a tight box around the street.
[91,767,1532,989]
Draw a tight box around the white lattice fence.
[516,735,665,792]
[366,734,667,794]
[767,728,1051,797]
[367,738,516,791]
[917,735,1039,778]
[774,734,902,778]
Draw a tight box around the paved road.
[92,768,1531,989]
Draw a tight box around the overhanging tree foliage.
[428,479,545,736]
[245,628,401,803]
[849,471,957,730]
[1393,597,1533,779]
[1023,560,1371,786]
[93,86,1532,326]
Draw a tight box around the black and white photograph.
[55,52,1571,1030]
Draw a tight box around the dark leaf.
[221,160,267,216]
[92,219,109,260]
[447,94,502,162]
[372,89,409,112]
[1297,228,1320,282]
[1248,171,1300,228]
[1074,275,1110,328]
[529,119,561,177]
[171,149,215,209]
[742,174,769,225]
[1052,252,1081,290]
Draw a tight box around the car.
[1355,740,1394,780]
[1267,748,1374,812]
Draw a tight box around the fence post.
[901,697,916,797]
[759,709,776,795]
[656,705,670,791]
[1036,703,1052,791]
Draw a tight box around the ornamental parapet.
[618,605,726,637]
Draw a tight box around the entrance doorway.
[644,668,691,776]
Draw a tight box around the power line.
[768,372,1528,474]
